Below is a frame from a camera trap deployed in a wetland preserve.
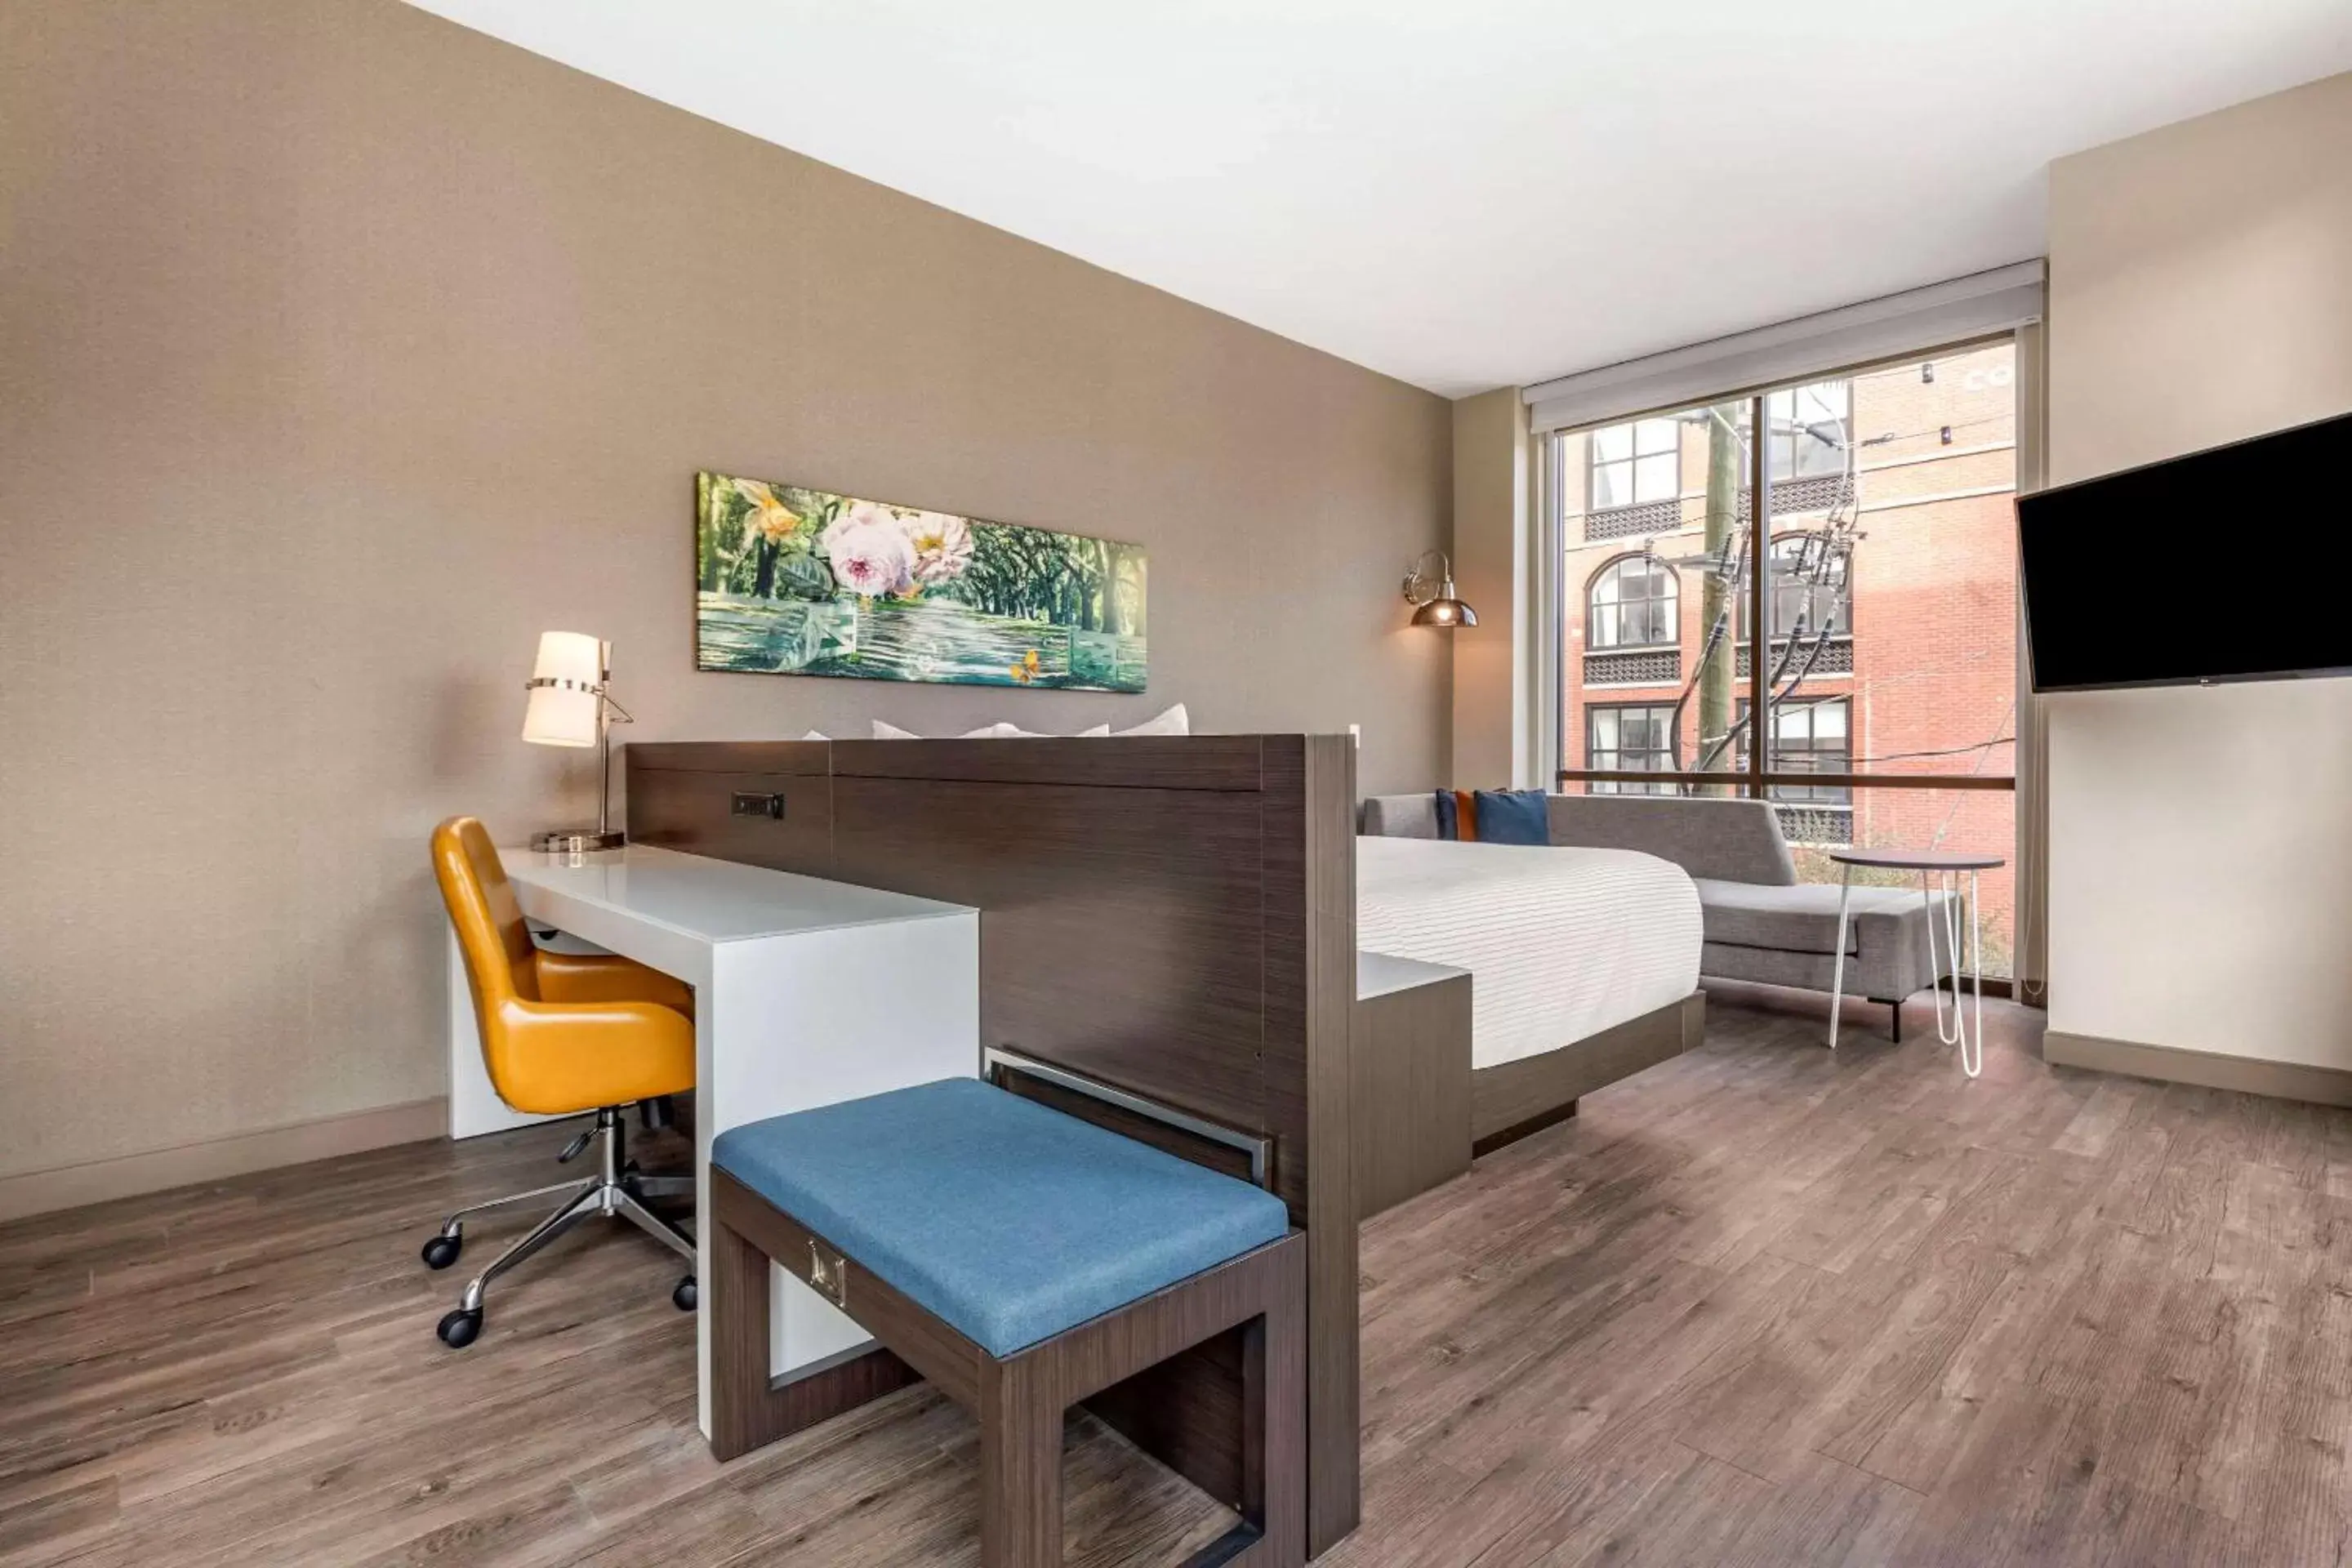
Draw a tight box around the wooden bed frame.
[1351,971,1703,1218]
[1468,992,1706,1156]
[626,734,1361,1557]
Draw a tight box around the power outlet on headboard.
[729,791,786,821]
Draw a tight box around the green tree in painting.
[697,476,842,601]
[939,527,1143,633]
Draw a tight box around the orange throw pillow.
[1452,789,1480,842]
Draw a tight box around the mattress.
[1356,835,1704,1071]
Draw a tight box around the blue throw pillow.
[1432,789,1459,840]
[1473,789,1550,845]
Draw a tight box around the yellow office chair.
[425,816,698,1348]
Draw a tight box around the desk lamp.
[522,630,632,852]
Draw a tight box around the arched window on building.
[1587,555,1679,649]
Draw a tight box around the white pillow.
[1113,703,1189,737]
[999,721,1114,738]
[800,729,829,742]
[871,719,1116,739]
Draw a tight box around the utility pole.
[1694,403,1744,795]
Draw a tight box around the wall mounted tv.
[2018,408,2352,693]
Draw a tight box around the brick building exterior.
[1555,341,2020,969]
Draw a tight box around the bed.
[1356,833,1706,1157]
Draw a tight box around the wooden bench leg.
[709,1200,919,1463]
[710,1208,775,1463]
[982,1358,1064,1567]
[1204,1236,1304,1568]
[1169,1238,1307,1568]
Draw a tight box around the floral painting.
[695,472,1147,692]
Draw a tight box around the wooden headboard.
[626,734,1361,1552]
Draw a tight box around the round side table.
[1825,847,2006,1078]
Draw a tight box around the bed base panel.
[1468,991,1705,1156]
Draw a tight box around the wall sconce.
[1401,550,1477,628]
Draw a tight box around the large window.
[1586,704,1679,795]
[1554,341,2021,975]
[1587,555,1678,649]
[1589,416,1680,509]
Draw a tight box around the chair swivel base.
[423,1105,696,1348]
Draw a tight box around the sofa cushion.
[711,1078,1291,1357]
[1473,789,1551,845]
[1692,879,1946,957]
[1544,796,1797,886]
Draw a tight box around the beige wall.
[2044,72,2352,1067]
[0,0,1451,1188]
[1448,387,1536,788]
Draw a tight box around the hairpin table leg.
[1826,866,1854,1051]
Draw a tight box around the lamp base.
[531,828,626,853]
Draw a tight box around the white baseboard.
[0,1097,449,1224]
[2044,1031,2352,1107]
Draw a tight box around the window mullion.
[1746,393,1769,802]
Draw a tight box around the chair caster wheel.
[437,1307,483,1348]
[672,1275,697,1312]
[421,1232,462,1270]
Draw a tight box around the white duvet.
[1356,835,1704,1071]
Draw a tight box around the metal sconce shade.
[1401,550,1478,629]
[1410,591,1478,628]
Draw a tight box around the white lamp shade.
[521,630,605,747]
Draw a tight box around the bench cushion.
[711,1078,1291,1357]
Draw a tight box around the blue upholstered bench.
[706,1075,1307,1568]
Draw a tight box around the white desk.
[445,844,979,1439]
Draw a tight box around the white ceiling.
[406,0,2352,399]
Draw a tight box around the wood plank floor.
[9,988,2352,1566]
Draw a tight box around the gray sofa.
[1360,792,1953,1040]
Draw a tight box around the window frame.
[1585,553,1681,652]
[1764,379,1851,484]
[1735,695,1852,804]
[1587,414,1682,512]
[1552,338,2018,799]
[1584,702,1682,795]
[1737,531,1853,642]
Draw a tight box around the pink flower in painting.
[900,510,975,586]
[821,503,915,598]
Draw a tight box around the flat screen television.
[2018,408,2352,693]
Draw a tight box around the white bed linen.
[1356,835,1703,1071]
